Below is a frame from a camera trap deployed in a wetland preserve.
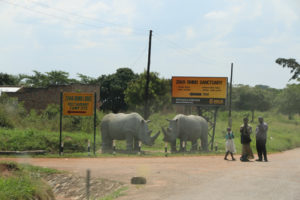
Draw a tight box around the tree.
[124,71,171,117]
[275,84,300,119]
[276,58,300,81]
[77,73,98,84]
[21,70,75,87]
[99,68,138,113]
[0,73,21,85]
[233,85,272,122]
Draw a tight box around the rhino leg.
[101,128,113,153]
[201,134,208,152]
[191,139,198,151]
[171,141,177,153]
[102,139,112,153]
[133,137,139,151]
[179,140,186,152]
[126,136,134,152]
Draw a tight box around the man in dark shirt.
[240,117,254,162]
[256,117,268,162]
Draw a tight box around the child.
[224,127,236,160]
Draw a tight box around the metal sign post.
[59,92,96,155]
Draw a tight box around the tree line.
[1,57,300,120]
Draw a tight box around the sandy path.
[1,149,300,200]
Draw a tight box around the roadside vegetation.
[0,103,299,156]
[0,59,300,156]
[0,161,57,200]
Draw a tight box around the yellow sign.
[172,77,227,105]
[63,92,94,116]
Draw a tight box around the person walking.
[240,117,254,162]
[224,127,236,161]
[256,117,268,162]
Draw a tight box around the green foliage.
[21,70,77,87]
[99,68,138,113]
[0,162,54,200]
[275,84,300,119]
[276,58,300,81]
[232,85,273,121]
[124,71,171,118]
[0,73,21,85]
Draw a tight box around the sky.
[0,0,300,89]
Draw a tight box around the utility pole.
[144,30,152,120]
[228,63,233,128]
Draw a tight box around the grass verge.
[0,161,58,200]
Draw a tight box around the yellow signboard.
[172,77,227,105]
[63,92,94,116]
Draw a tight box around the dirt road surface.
[1,148,300,200]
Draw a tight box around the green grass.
[0,161,56,200]
[0,110,299,157]
[99,186,128,200]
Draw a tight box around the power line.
[153,33,216,64]
[0,0,147,35]
[130,46,148,67]
[25,0,148,34]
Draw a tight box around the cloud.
[185,27,196,40]
[204,10,228,19]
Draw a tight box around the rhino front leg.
[171,140,177,153]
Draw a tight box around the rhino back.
[176,115,208,140]
[101,113,142,139]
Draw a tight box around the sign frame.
[59,92,97,156]
[63,92,94,116]
[171,76,228,106]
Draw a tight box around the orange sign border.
[172,76,228,106]
[63,92,94,116]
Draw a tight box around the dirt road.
[1,149,300,200]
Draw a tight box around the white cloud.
[270,0,299,28]
[204,10,228,19]
[185,27,196,40]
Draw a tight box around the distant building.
[4,84,100,111]
[0,86,22,96]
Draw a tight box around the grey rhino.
[101,113,160,152]
[162,114,208,152]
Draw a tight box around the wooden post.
[211,107,219,151]
[93,92,96,155]
[228,63,233,128]
[59,92,63,156]
[144,30,152,120]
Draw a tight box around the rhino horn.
[151,131,160,142]
[146,120,151,123]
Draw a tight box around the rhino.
[162,114,208,152]
[101,113,160,152]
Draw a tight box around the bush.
[0,107,14,129]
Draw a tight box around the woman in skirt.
[224,127,236,160]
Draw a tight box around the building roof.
[0,86,22,95]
